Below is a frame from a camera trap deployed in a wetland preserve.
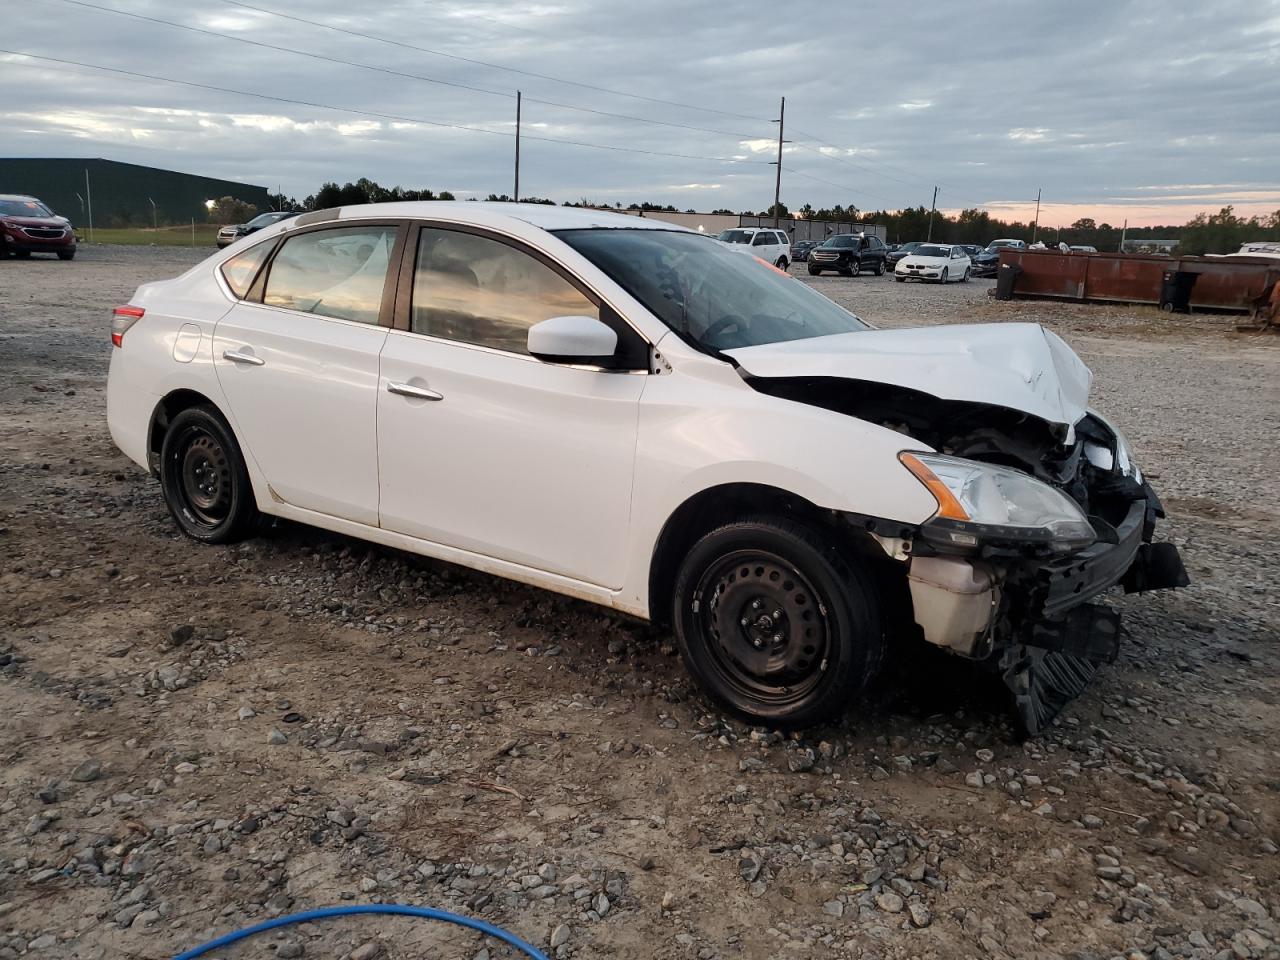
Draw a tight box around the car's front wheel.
[807,265,822,276]
[672,517,884,727]
[160,405,261,544]
[58,249,76,261]
[961,267,970,282]
[940,268,949,284]
[875,259,886,276]
[775,257,789,270]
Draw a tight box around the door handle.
[223,349,265,366]
[387,381,444,401]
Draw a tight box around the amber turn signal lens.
[899,452,971,521]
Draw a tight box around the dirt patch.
[1,247,1277,960]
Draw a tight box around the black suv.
[807,233,888,276]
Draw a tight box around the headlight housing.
[1086,410,1142,482]
[900,452,1096,551]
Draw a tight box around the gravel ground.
[1,244,1278,960]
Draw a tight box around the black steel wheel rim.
[176,429,231,526]
[694,550,832,704]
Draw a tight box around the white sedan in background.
[894,243,971,283]
[105,202,1186,735]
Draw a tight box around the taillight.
[111,305,144,347]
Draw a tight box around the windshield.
[823,235,860,248]
[912,244,951,257]
[0,198,54,218]
[716,229,753,244]
[558,228,869,352]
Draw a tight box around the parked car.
[885,241,923,270]
[106,202,1187,734]
[1069,245,1098,253]
[714,227,791,268]
[790,239,819,262]
[957,243,984,260]
[894,242,971,283]
[217,210,301,248]
[0,194,77,260]
[971,239,1026,277]
[807,233,888,276]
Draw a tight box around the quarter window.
[220,240,273,299]
[263,226,395,324]
[410,228,597,355]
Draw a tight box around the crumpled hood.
[725,322,1092,432]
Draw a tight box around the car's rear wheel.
[672,517,884,727]
[160,405,261,544]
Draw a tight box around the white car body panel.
[725,323,1092,431]
[376,330,645,589]
[716,227,791,266]
[106,201,1096,621]
[212,303,388,526]
[895,245,971,282]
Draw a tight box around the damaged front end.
[751,374,1189,735]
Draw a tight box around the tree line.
[216,178,1280,256]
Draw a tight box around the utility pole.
[1032,187,1042,243]
[1120,218,1128,253]
[771,96,785,227]
[148,197,157,229]
[926,186,938,241]
[513,90,522,203]
[84,168,94,243]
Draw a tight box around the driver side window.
[410,228,597,355]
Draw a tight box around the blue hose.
[171,903,550,960]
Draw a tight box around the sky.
[3,0,1279,227]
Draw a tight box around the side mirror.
[527,315,618,366]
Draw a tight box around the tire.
[775,257,789,270]
[672,516,884,727]
[57,249,76,261]
[875,259,886,276]
[13,250,31,259]
[159,405,261,544]
[808,266,821,276]
[961,267,970,282]
[894,276,906,282]
[940,268,949,284]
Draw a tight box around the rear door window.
[751,233,772,247]
[220,240,274,299]
[263,226,396,324]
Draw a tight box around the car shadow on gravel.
[256,516,1028,742]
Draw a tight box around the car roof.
[0,193,41,202]
[327,201,694,234]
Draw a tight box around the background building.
[0,158,270,227]
[625,209,886,241]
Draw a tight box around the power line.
[784,169,893,209]
[0,49,774,166]
[46,0,767,141]
[221,0,776,124]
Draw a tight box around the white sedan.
[106,202,1185,734]
[894,243,971,283]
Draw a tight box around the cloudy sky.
[4,0,1279,226]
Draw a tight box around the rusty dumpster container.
[995,250,1280,313]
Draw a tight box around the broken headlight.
[900,452,1096,551]
[1087,410,1143,483]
